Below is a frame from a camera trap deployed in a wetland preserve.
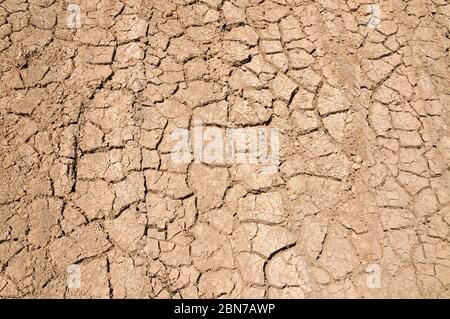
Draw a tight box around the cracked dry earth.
[0,0,450,299]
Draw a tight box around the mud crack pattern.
[0,0,449,298]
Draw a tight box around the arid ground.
[0,0,449,298]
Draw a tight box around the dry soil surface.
[0,0,450,298]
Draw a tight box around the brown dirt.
[0,0,449,298]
